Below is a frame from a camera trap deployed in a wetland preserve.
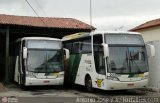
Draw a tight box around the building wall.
[136,26,160,42]
[135,26,160,89]
[147,40,160,89]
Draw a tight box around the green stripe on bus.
[69,54,82,83]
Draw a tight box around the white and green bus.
[10,37,65,86]
[62,31,155,91]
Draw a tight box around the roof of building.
[130,18,160,31]
[0,14,95,30]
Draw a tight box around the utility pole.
[90,0,92,26]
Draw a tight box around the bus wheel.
[85,76,93,92]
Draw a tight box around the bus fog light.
[59,74,64,77]
[143,75,148,79]
[106,76,119,81]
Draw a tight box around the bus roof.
[62,31,141,41]
[62,32,90,41]
[16,37,61,42]
[91,31,140,35]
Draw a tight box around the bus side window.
[81,37,91,53]
[64,41,81,54]
[93,34,106,75]
[72,42,81,54]
[65,43,73,51]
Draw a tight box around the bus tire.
[85,75,93,92]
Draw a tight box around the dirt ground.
[0,84,160,103]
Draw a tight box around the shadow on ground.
[5,82,148,96]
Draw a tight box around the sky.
[0,0,160,31]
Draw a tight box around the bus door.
[93,35,106,88]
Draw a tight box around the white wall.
[147,41,160,89]
[136,26,160,42]
[135,26,160,89]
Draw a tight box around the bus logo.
[95,79,104,87]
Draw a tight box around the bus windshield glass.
[27,50,63,73]
[108,46,148,74]
[105,34,148,74]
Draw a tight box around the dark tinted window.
[81,37,91,53]
[72,42,81,53]
[64,37,91,54]
[93,34,106,75]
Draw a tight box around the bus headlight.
[26,72,36,78]
[58,73,64,78]
[142,75,148,80]
[106,76,119,81]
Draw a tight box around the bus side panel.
[75,54,92,86]
[9,42,21,83]
[74,53,106,90]
[68,54,82,83]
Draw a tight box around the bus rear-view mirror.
[146,44,155,57]
[64,48,70,59]
[102,44,109,58]
[23,47,28,59]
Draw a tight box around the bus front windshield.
[108,46,148,74]
[27,49,63,73]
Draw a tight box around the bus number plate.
[128,83,134,87]
[44,81,50,83]
[109,73,121,77]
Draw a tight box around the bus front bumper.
[25,77,64,86]
[106,79,148,90]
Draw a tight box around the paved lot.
[0,84,160,103]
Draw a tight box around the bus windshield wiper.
[129,52,142,73]
[126,51,129,67]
